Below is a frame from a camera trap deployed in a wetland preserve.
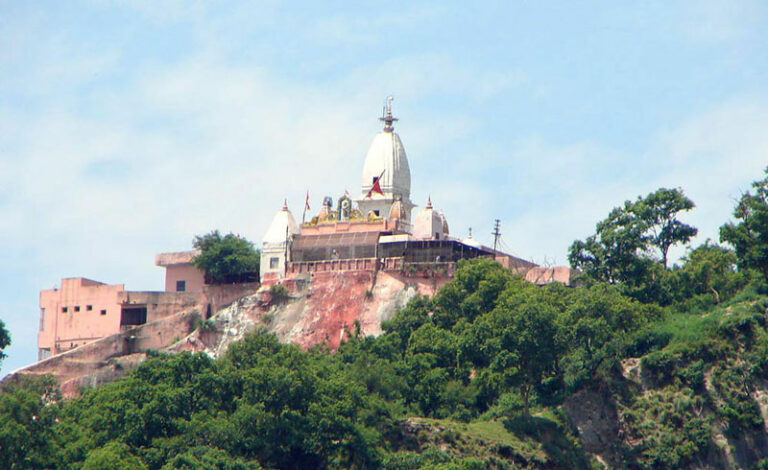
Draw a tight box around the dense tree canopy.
[568,187,701,305]
[569,188,697,286]
[720,167,768,281]
[193,231,260,284]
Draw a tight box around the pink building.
[155,250,206,293]
[38,277,206,360]
[38,278,125,360]
[37,251,208,361]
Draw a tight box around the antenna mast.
[492,219,501,253]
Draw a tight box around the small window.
[373,210,380,216]
[62,306,68,313]
[269,257,279,269]
[176,280,186,292]
[100,309,107,315]
[86,305,93,311]
[74,306,80,312]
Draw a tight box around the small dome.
[462,236,482,248]
[437,210,449,235]
[388,196,406,220]
[462,228,481,248]
[262,201,300,245]
[413,197,443,240]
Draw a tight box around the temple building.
[261,98,540,281]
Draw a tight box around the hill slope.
[4,259,768,469]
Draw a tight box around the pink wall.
[163,264,206,293]
[38,278,125,357]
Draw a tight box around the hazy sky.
[2,1,767,375]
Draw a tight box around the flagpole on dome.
[379,95,397,132]
[302,191,310,224]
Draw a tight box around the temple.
[260,97,541,282]
[34,98,573,364]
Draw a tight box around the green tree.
[569,187,697,288]
[569,200,653,284]
[0,319,9,371]
[82,442,147,470]
[720,168,768,280]
[193,231,260,284]
[501,303,560,416]
[635,187,698,267]
[675,241,744,304]
[0,375,62,469]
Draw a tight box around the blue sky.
[1,0,767,375]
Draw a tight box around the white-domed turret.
[260,200,300,280]
[357,97,415,222]
[462,227,482,248]
[413,197,445,240]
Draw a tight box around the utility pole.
[492,219,501,253]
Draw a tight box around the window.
[176,280,186,292]
[373,210,380,216]
[62,306,68,313]
[74,305,80,312]
[39,308,45,331]
[100,309,107,315]
[86,305,93,311]
[269,257,279,269]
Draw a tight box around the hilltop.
[2,168,768,469]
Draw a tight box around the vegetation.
[720,167,768,281]
[193,230,261,284]
[4,169,768,468]
[0,319,9,371]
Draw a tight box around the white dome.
[462,236,482,248]
[360,131,411,200]
[413,198,443,240]
[437,210,449,236]
[262,203,300,245]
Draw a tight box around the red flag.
[366,170,385,198]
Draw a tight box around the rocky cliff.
[6,270,449,397]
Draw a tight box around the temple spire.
[379,95,398,132]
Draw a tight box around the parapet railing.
[287,257,406,274]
